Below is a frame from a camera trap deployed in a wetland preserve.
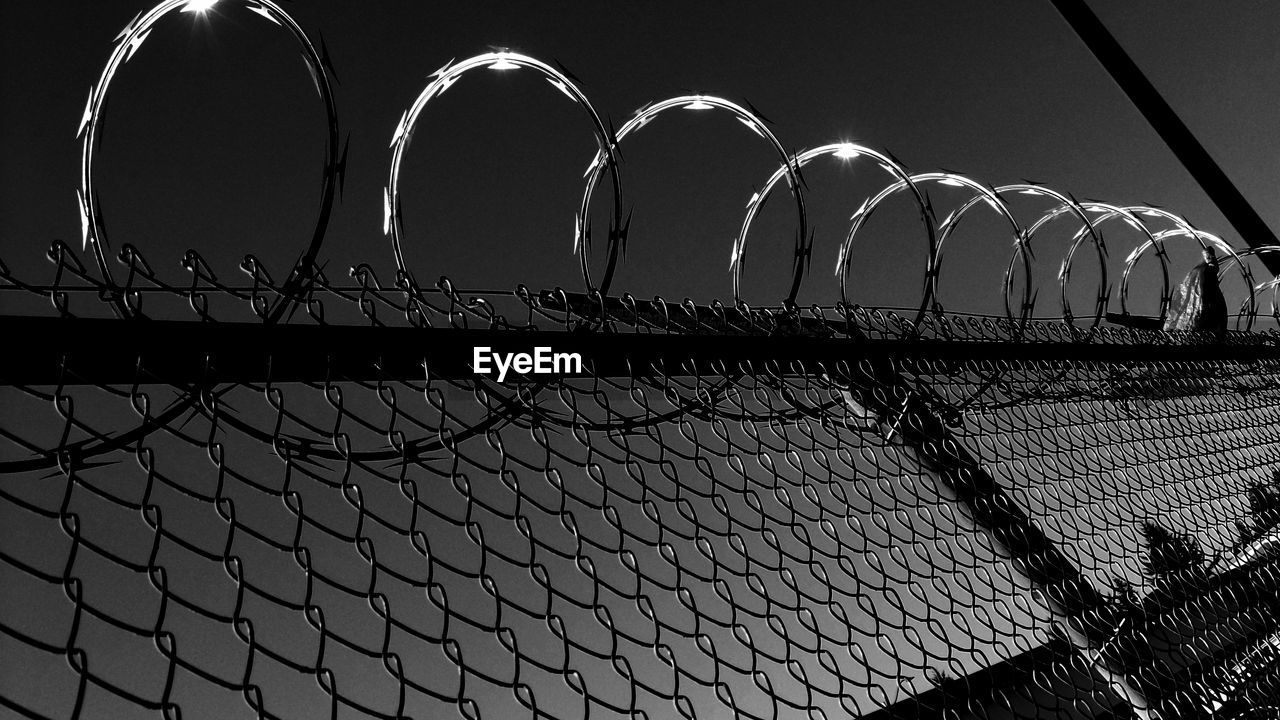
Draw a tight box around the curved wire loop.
[738,143,937,316]
[1223,246,1280,323]
[969,185,1110,330]
[1117,207,1255,330]
[1069,203,1172,322]
[1247,276,1280,325]
[837,172,1032,329]
[578,94,807,302]
[79,0,341,322]
[925,187,1107,409]
[386,51,623,294]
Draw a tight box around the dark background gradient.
[3,1,1278,314]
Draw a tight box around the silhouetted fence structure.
[3,252,1280,720]
[7,2,1280,717]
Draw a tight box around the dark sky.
[2,1,1278,316]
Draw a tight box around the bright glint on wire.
[181,0,218,14]
[488,54,519,71]
[834,143,860,159]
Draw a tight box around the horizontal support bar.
[2,315,1276,386]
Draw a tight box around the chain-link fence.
[3,249,1280,720]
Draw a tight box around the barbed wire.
[66,2,1280,326]
[9,2,1280,716]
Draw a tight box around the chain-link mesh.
[3,248,1280,720]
